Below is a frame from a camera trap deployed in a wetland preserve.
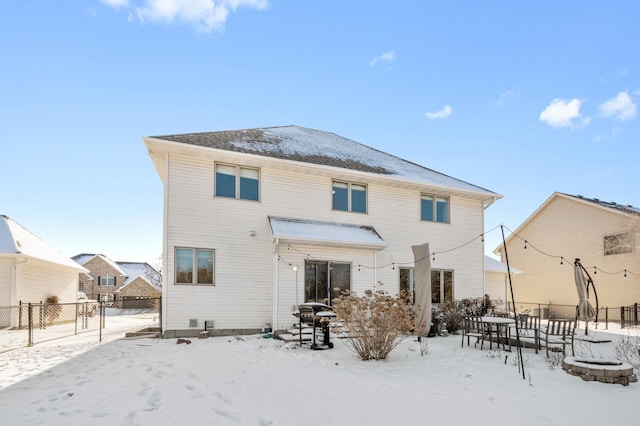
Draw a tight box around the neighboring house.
[0,215,87,327]
[483,255,521,309]
[144,125,502,337]
[71,254,161,307]
[494,192,640,316]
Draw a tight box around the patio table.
[480,316,515,350]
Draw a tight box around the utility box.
[532,307,549,319]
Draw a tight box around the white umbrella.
[412,243,432,338]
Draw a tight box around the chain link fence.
[0,298,161,354]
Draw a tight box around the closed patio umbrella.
[574,258,598,334]
[412,243,431,338]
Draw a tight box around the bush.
[333,290,414,361]
[45,295,62,324]
[431,296,497,334]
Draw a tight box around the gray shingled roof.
[150,125,498,196]
[564,193,640,216]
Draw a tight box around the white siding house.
[144,126,502,337]
[0,215,87,327]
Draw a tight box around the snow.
[269,216,386,249]
[0,215,86,271]
[1,325,638,425]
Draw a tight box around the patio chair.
[461,316,488,350]
[508,314,540,354]
[539,318,576,357]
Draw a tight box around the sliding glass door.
[304,261,351,305]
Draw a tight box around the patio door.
[304,261,351,305]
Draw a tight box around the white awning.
[268,216,386,250]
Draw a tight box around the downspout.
[272,238,279,335]
[11,257,29,306]
[161,152,169,335]
[373,250,377,291]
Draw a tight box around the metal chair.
[508,314,540,354]
[539,318,576,357]
[461,316,488,350]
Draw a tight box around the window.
[175,248,215,285]
[400,267,453,304]
[79,281,84,291]
[421,194,449,223]
[604,232,633,255]
[332,181,367,213]
[431,269,453,304]
[399,267,414,303]
[98,276,116,286]
[215,164,259,201]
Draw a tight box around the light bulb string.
[276,225,638,277]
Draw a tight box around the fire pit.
[562,357,637,386]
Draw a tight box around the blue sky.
[1,1,638,263]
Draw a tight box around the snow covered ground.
[1,324,638,426]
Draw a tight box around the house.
[494,192,640,317]
[0,215,87,327]
[71,254,161,307]
[484,255,521,309]
[143,125,502,337]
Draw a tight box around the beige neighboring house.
[0,215,87,327]
[144,125,502,337]
[494,193,640,316]
[72,254,161,308]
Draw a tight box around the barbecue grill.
[294,302,336,350]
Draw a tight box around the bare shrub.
[44,295,62,325]
[614,333,640,369]
[333,290,414,361]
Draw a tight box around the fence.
[506,300,640,330]
[0,298,161,354]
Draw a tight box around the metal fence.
[506,300,640,330]
[0,298,161,354]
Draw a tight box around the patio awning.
[268,216,386,250]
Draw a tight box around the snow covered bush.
[332,290,414,361]
[44,295,62,324]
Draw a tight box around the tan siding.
[497,195,640,312]
[163,153,488,332]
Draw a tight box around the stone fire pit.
[562,357,637,386]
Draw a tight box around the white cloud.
[599,91,636,121]
[539,98,583,128]
[369,50,395,67]
[425,105,453,120]
[100,0,129,7]
[496,90,516,107]
[101,0,269,32]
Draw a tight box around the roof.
[72,253,162,289]
[494,192,639,253]
[147,126,500,200]
[269,216,386,250]
[563,193,640,216]
[0,215,87,271]
[72,253,127,276]
[484,255,521,274]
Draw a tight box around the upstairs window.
[604,232,633,255]
[421,194,449,223]
[215,164,259,201]
[98,276,116,286]
[332,181,367,213]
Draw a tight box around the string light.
[278,226,638,277]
